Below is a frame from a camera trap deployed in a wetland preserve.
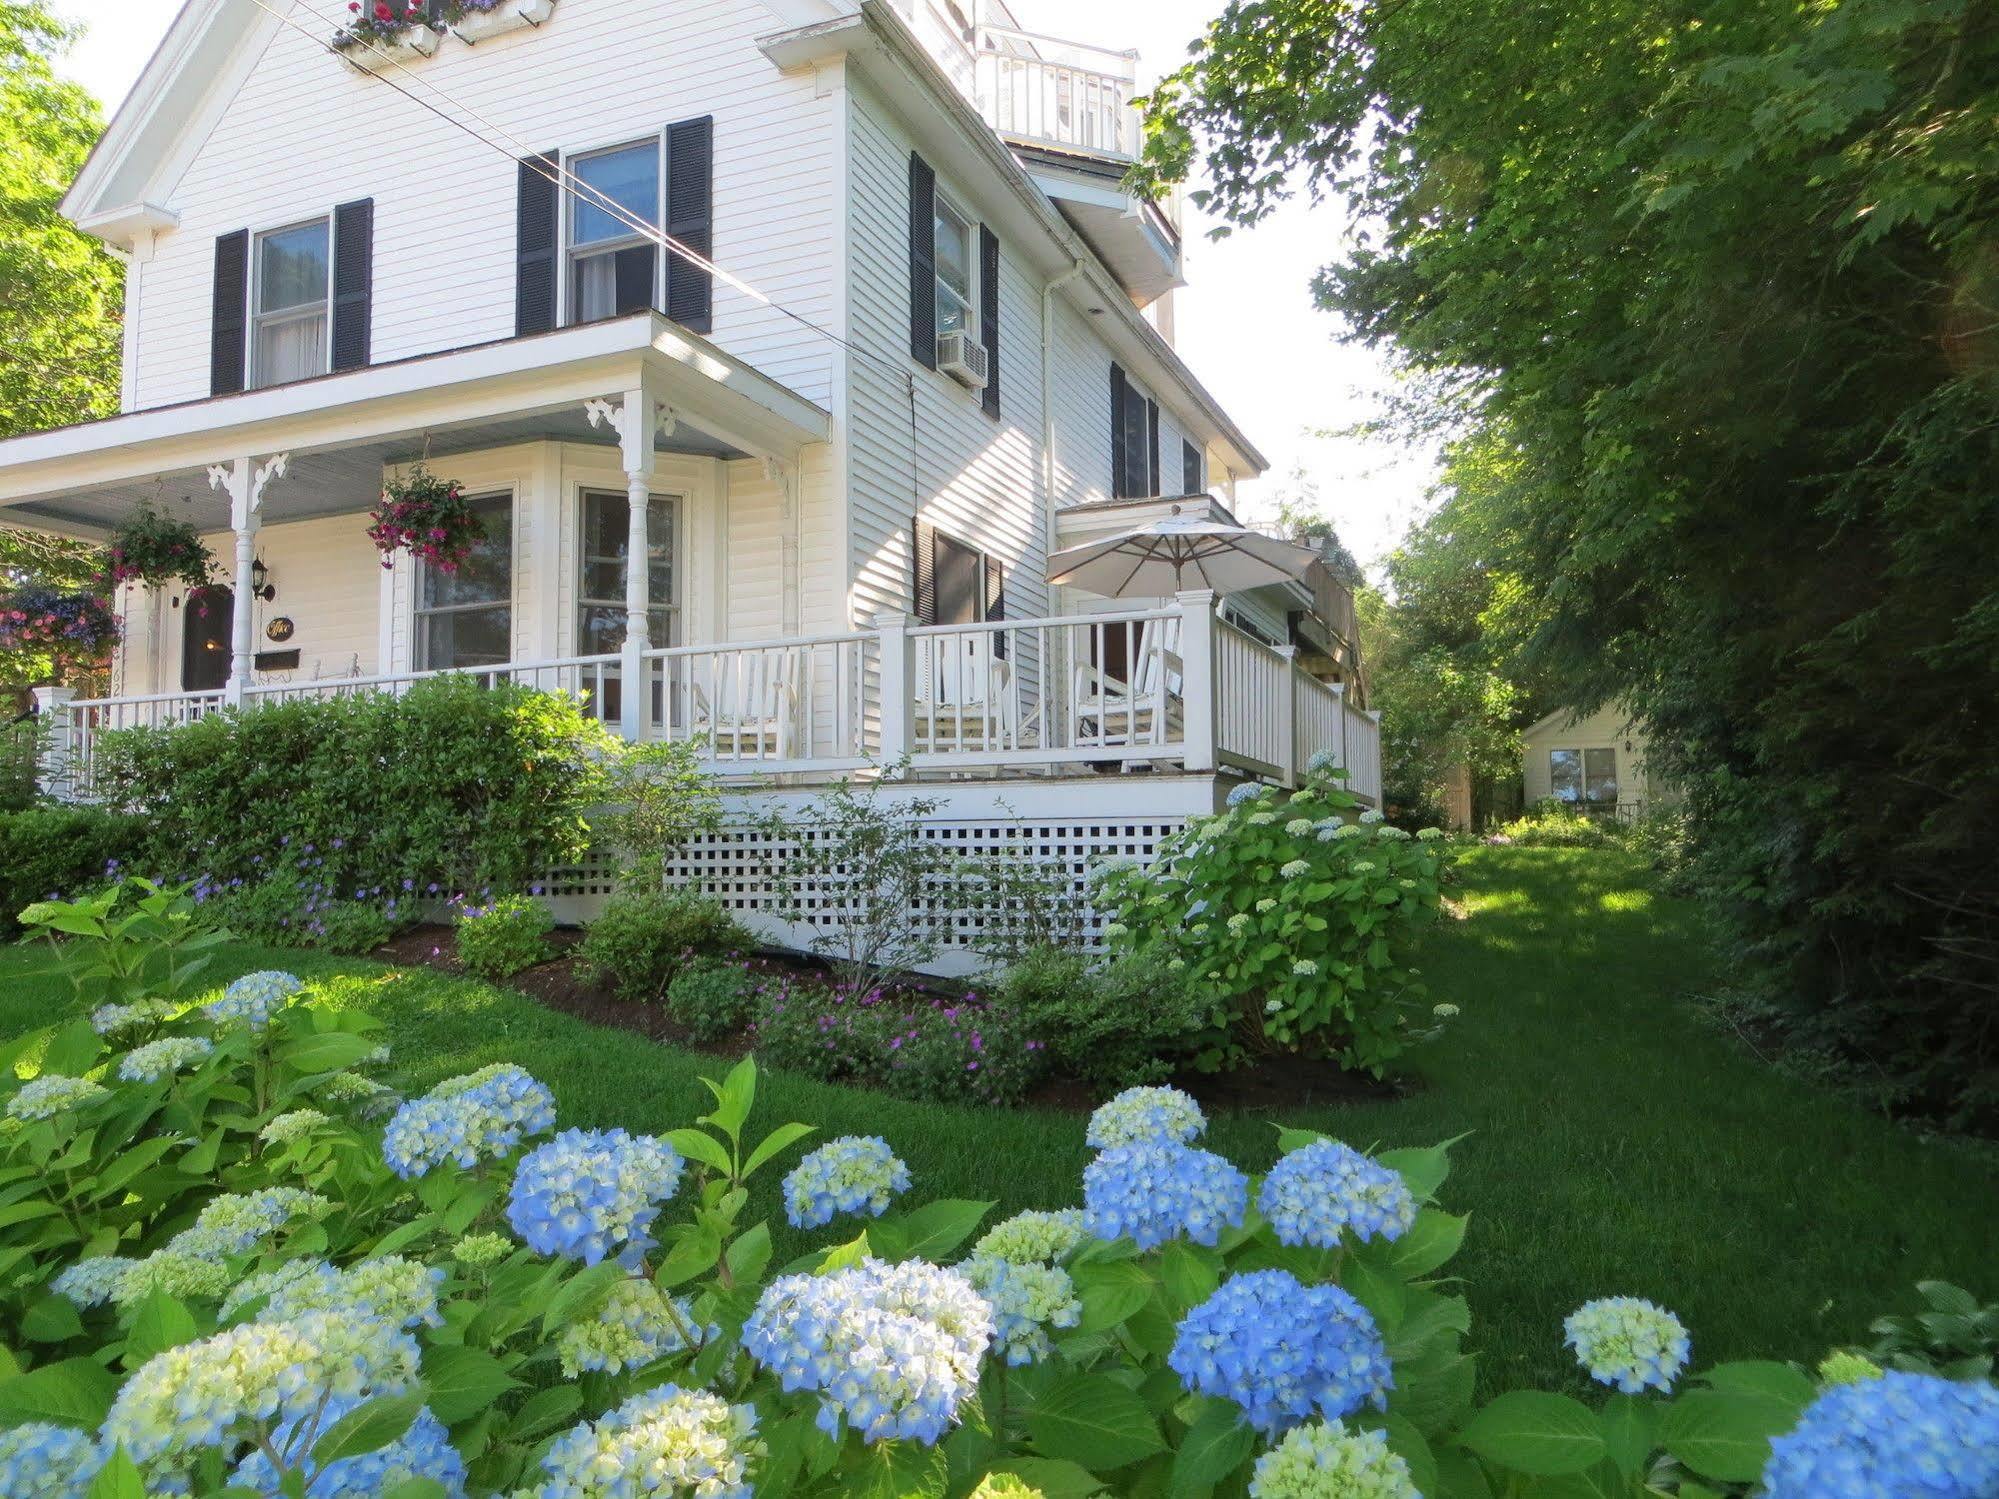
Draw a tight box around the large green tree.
[0,2,118,698]
[1143,0,1999,1124]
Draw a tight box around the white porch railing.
[39,597,1383,805]
[973,51,1140,160]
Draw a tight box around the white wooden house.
[0,0,1379,959]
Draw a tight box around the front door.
[181,587,233,693]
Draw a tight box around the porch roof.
[0,313,831,537]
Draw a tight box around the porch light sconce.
[250,558,276,603]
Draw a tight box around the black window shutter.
[330,198,374,372]
[664,116,714,332]
[913,520,938,623]
[1110,365,1129,497]
[978,224,1000,419]
[1146,402,1161,497]
[516,151,560,336]
[1182,438,1204,496]
[984,554,1006,658]
[908,154,937,368]
[210,229,249,396]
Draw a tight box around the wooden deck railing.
[35,595,1382,804]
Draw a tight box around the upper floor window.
[933,195,976,339]
[252,219,331,388]
[570,140,660,323]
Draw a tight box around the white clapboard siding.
[845,82,1048,631]
[120,514,384,699]
[132,0,837,411]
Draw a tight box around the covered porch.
[33,591,1383,804]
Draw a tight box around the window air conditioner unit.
[937,331,989,390]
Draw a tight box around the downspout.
[1040,260,1084,587]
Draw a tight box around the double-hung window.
[569,140,660,324]
[251,219,331,388]
[577,489,679,655]
[417,493,514,671]
[933,195,976,340]
[1549,748,1619,809]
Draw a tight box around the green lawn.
[1,846,1989,1391]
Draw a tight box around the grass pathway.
[1,846,1989,1390]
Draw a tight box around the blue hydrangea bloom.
[531,1385,758,1499]
[506,1127,684,1267]
[962,1254,1081,1365]
[743,1258,993,1445]
[381,1064,557,1179]
[1085,1085,1207,1150]
[117,1036,213,1084]
[1762,1371,1999,1499]
[1228,781,1271,807]
[1170,1270,1393,1436]
[204,970,304,1030]
[1083,1140,1247,1250]
[1563,1297,1690,1394]
[230,1397,465,1498]
[782,1136,911,1229]
[1259,1140,1418,1248]
[0,1423,105,1499]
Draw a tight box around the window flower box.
[451,0,557,44]
[334,3,445,71]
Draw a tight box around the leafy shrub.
[1863,1280,1999,1381]
[751,983,1046,1106]
[993,946,1207,1093]
[759,772,950,991]
[0,804,146,936]
[1493,800,1615,848]
[200,868,403,955]
[456,894,556,978]
[1,716,45,812]
[663,958,766,1042]
[597,738,724,888]
[1098,763,1448,1074]
[0,892,1986,1498]
[576,888,748,1003]
[1617,804,1692,876]
[951,822,1087,964]
[95,676,612,932]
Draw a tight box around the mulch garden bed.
[370,924,1404,1116]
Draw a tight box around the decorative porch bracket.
[586,387,668,740]
[207,452,289,707]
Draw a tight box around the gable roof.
[63,0,849,246]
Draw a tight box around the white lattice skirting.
[538,775,1227,977]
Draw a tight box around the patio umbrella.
[1045,508,1323,597]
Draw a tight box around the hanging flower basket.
[367,465,486,572]
[0,586,121,657]
[102,502,214,591]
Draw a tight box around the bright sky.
[53,0,1436,568]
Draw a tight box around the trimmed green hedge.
[95,677,613,910]
[0,805,146,935]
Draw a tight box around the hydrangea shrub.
[0,926,1984,1498]
[1095,759,1450,1074]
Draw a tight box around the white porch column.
[208,454,287,708]
[1332,681,1350,774]
[1175,589,1217,773]
[588,386,662,740]
[874,611,916,765]
[31,686,76,802]
[1276,643,1299,788]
